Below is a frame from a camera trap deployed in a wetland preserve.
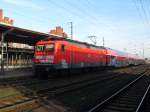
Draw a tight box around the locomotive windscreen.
[36,44,55,52]
[36,45,45,52]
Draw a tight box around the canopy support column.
[1,33,4,74]
[1,28,14,75]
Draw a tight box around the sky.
[0,0,150,58]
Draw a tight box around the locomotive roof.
[43,36,105,49]
[106,48,129,56]
[106,47,143,59]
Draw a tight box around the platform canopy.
[0,23,50,45]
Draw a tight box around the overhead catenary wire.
[133,0,150,58]
[2,1,112,38]
[139,0,150,29]
[65,0,116,32]
[144,0,150,18]
[132,0,150,58]
[47,0,100,26]
[47,0,115,33]
[132,0,150,36]
[4,0,117,37]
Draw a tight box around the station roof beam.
[0,23,50,46]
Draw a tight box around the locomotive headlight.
[46,56,54,60]
[35,56,43,59]
[45,56,54,63]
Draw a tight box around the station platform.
[0,68,33,79]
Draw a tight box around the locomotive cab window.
[61,44,65,52]
[45,44,55,52]
[36,45,45,52]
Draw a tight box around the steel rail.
[34,74,119,94]
[88,72,146,112]
[136,83,150,112]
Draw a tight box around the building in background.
[49,26,68,38]
[0,9,14,26]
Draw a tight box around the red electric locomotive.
[34,36,107,77]
[34,36,145,77]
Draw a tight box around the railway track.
[0,65,146,86]
[23,72,143,112]
[19,66,148,96]
[34,74,127,95]
[3,69,135,95]
[0,87,39,112]
[0,72,119,94]
[23,70,144,98]
[88,71,150,112]
[135,76,150,112]
[0,65,148,112]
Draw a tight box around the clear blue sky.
[0,0,150,58]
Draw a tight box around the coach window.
[61,44,65,52]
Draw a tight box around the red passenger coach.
[34,37,107,77]
[105,48,145,67]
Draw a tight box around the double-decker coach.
[105,48,145,67]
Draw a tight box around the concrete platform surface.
[0,68,33,79]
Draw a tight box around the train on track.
[34,36,145,77]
